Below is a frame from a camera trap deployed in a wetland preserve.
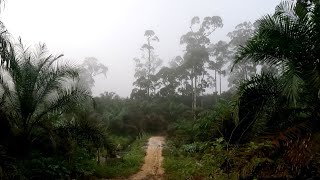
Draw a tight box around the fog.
[2,0,281,97]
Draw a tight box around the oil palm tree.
[229,1,320,144]
[0,39,89,141]
[231,73,296,143]
[235,0,320,113]
[56,105,114,162]
[229,4,320,176]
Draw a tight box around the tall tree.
[180,16,223,116]
[132,30,162,99]
[156,66,179,97]
[79,57,108,94]
[227,21,257,89]
[168,56,192,96]
[156,56,191,97]
[209,40,230,94]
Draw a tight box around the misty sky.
[2,0,281,97]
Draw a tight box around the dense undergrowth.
[95,135,149,178]
[1,0,320,179]
[162,1,320,179]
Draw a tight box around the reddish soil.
[129,136,165,180]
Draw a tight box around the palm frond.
[280,62,304,106]
[231,73,282,143]
[0,39,89,137]
[234,0,320,113]
[32,85,90,126]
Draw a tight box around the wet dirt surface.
[129,136,165,180]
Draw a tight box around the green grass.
[163,140,232,180]
[94,135,149,178]
[109,135,133,150]
[163,147,201,180]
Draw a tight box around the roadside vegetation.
[95,135,148,178]
[162,1,320,179]
[1,0,320,179]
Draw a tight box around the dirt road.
[129,136,165,180]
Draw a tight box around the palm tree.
[57,105,114,163]
[231,73,288,143]
[0,39,89,141]
[229,1,320,145]
[235,1,320,113]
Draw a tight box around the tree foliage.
[132,30,162,99]
[79,57,108,94]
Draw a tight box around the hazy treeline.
[163,0,320,179]
[1,0,320,179]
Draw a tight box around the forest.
[1,0,320,179]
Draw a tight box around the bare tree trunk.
[190,67,197,121]
[214,69,217,93]
[147,38,151,97]
[201,92,204,108]
[200,74,204,108]
[191,74,194,112]
[97,148,100,165]
[194,74,197,121]
[219,70,222,95]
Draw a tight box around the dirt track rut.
[129,136,165,180]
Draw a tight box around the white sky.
[1,0,281,97]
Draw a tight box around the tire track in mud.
[129,136,165,180]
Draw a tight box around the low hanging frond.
[0,39,89,136]
[235,0,320,112]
